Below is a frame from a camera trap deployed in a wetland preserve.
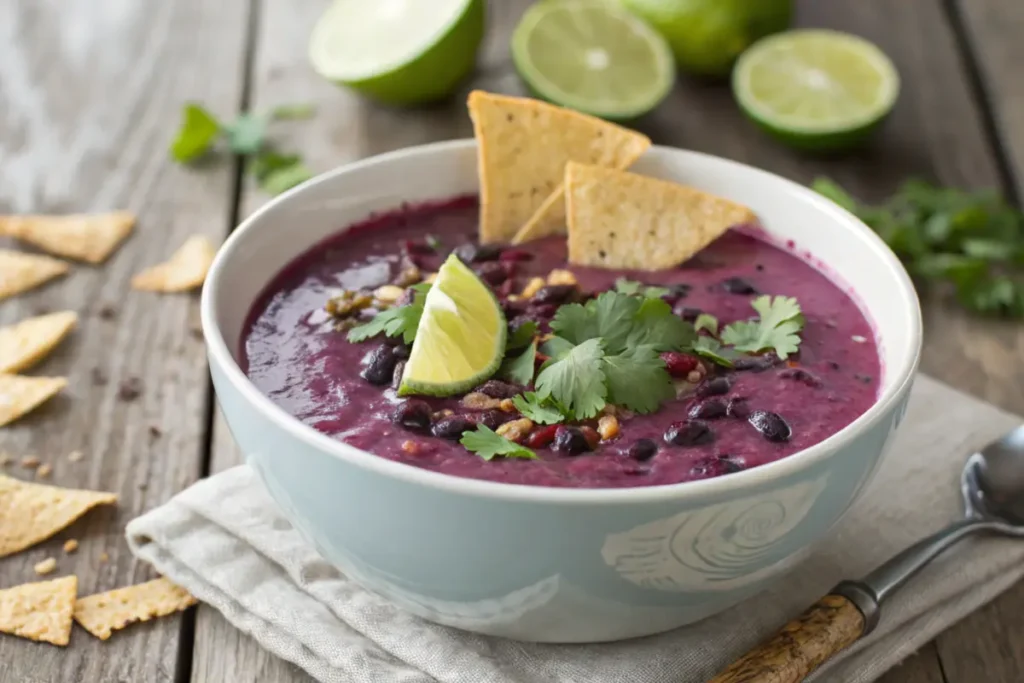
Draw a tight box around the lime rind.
[309,0,485,106]
[511,0,676,120]
[398,255,507,397]
[732,29,899,150]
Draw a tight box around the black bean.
[673,303,703,322]
[696,376,731,397]
[718,454,745,473]
[665,283,692,299]
[748,410,792,442]
[828,361,841,371]
[689,399,728,420]
[664,420,714,446]
[432,415,475,440]
[726,397,750,418]
[625,438,658,462]
[361,346,398,385]
[391,343,411,359]
[733,357,774,373]
[475,262,508,285]
[553,426,590,455]
[391,360,406,390]
[475,410,512,430]
[532,284,577,305]
[392,400,432,432]
[454,243,502,263]
[780,368,822,387]
[720,276,759,295]
[691,454,745,478]
[476,380,522,399]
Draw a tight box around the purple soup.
[241,196,880,489]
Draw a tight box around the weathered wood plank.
[0,0,249,681]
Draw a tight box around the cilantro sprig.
[170,102,315,195]
[813,177,1024,317]
[347,284,430,344]
[512,392,565,424]
[460,425,537,461]
[685,296,804,366]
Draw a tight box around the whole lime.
[618,0,793,78]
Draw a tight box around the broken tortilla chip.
[0,212,135,264]
[565,162,757,270]
[0,575,77,646]
[74,578,197,640]
[0,374,68,428]
[467,91,650,245]
[0,311,78,374]
[0,250,70,301]
[131,235,216,292]
[0,474,115,557]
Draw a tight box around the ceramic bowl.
[201,140,922,643]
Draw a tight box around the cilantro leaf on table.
[721,295,804,360]
[460,425,537,461]
[694,313,719,335]
[347,285,429,344]
[259,162,314,195]
[627,297,695,352]
[170,104,221,162]
[269,103,317,120]
[506,321,538,351]
[602,345,675,414]
[535,338,608,420]
[512,392,565,424]
[224,113,268,155]
[500,341,537,386]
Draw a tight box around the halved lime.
[732,29,899,151]
[309,0,484,106]
[511,0,676,120]
[398,255,506,397]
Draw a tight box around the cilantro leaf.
[603,345,675,414]
[347,286,429,344]
[512,392,565,424]
[259,161,313,195]
[224,113,268,155]
[460,425,537,461]
[811,177,857,212]
[269,103,316,120]
[500,341,537,386]
[588,291,642,353]
[535,338,607,419]
[615,278,669,299]
[627,297,695,351]
[170,104,221,163]
[250,150,301,179]
[540,336,575,360]
[549,303,598,345]
[506,321,538,351]
[721,295,804,360]
[690,336,741,368]
[694,313,719,335]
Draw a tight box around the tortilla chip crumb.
[0,474,117,558]
[131,235,217,293]
[34,557,57,575]
[0,212,135,264]
[35,464,52,479]
[0,250,71,301]
[67,450,84,463]
[63,539,79,554]
[565,162,757,270]
[21,456,40,469]
[0,375,68,427]
[0,575,77,645]
[74,577,197,641]
[0,311,78,375]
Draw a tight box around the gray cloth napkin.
[127,375,1024,683]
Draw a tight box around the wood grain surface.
[2,0,1024,681]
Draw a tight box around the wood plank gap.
[940,0,1021,205]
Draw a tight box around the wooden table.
[1,0,1022,680]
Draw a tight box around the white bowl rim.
[201,138,923,506]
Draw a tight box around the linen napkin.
[127,375,1024,683]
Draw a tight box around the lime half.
[732,29,899,151]
[399,255,506,397]
[309,0,484,106]
[512,0,676,120]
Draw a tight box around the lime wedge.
[399,255,506,397]
[511,0,676,120]
[309,0,484,106]
[732,29,899,151]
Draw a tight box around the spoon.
[709,424,1024,683]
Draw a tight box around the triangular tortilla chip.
[0,575,77,645]
[467,91,650,244]
[74,578,196,640]
[565,162,756,270]
[0,311,78,374]
[0,474,115,557]
[0,212,135,264]
[0,374,68,427]
[0,250,70,301]
[131,235,216,292]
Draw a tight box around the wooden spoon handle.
[708,594,866,683]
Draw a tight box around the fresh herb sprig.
[813,177,1024,317]
[170,102,316,195]
[347,284,431,344]
[460,425,537,460]
[686,295,805,366]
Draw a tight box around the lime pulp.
[511,0,676,120]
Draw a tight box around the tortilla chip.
[131,235,216,292]
[0,250,70,301]
[0,375,68,428]
[74,578,197,640]
[0,212,135,264]
[0,575,77,646]
[467,91,650,244]
[565,162,757,270]
[0,311,78,374]
[0,474,116,557]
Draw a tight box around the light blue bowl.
[201,141,921,643]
